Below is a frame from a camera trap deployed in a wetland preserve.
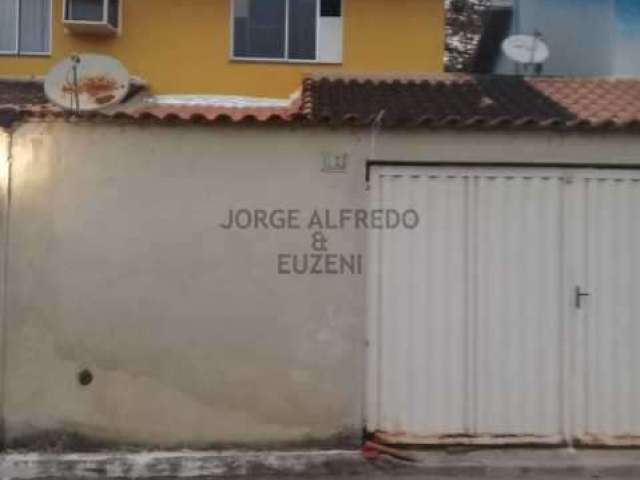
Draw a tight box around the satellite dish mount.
[69,54,81,113]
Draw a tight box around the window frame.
[230,0,337,64]
[0,0,53,56]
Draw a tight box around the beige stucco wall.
[1,122,640,449]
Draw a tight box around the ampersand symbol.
[311,231,328,252]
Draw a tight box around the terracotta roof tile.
[530,78,640,125]
[300,74,640,129]
[3,74,640,131]
[302,74,571,128]
[0,79,48,107]
[108,99,302,124]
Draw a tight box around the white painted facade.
[493,0,640,77]
[0,122,639,448]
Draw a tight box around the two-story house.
[0,0,445,97]
[474,0,640,76]
[2,0,640,455]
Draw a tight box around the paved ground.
[4,449,640,479]
[216,473,606,478]
[205,477,623,480]
[31,476,630,480]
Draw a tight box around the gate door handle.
[575,286,590,309]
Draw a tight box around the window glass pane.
[233,0,249,56]
[320,0,340,17]
[0,0,18,53]
[19,0,50,53]
[234,0,286,59]
[67,0,103,21]
[289,0,316,60]
[107,0,119,27]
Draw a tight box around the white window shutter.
[318,15,342,63]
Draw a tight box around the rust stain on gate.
[374,432,565,447]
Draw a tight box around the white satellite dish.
[502,34,550,65]
[45,54,130,112]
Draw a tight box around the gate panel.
[368,165,640,446]
[367,168,469,438]
[368,166,567,443]
[474,172,565,438]
[581,172,640,444]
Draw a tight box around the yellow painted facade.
[0,0,444,97]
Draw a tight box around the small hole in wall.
[78,369,94,387]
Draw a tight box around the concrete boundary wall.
[0,122,639,449]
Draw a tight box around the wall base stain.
[5,428,362,453]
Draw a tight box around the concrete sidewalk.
[1,448,640,479]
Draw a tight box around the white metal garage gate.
[367,165,640,446]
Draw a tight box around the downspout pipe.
[0,122,14,450]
